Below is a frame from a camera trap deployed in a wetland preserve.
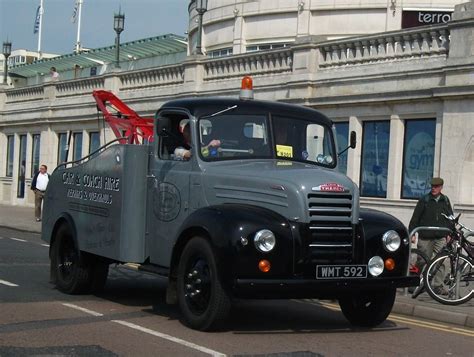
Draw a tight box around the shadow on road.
[86,266,409,334]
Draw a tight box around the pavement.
[0,203,472,328]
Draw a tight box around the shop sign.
[402,10,452,29]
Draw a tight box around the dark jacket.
[31,171,50,191]
[408,193,453,239]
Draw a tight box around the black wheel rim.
[58,234,77,284]
[183,254,211,314]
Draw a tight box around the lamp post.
[195,0,208,55]
[2,41,12,85]
[113,11,125,68]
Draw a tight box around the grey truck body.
[42,97,417,300]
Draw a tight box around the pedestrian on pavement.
[409,177,453,293]
[31,164,50,222]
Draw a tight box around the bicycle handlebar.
[408,226,452,239]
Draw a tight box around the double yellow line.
[297,300,474,337]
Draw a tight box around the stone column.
[296,1,311,37]
[232,5,244,55]
[446,1,474,85]
[103,71,122,94]
[386,115,404,199]
[0,85,6,111]
[182,55,207,95]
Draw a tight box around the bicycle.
[409,247,429,298]
[408,225,453,299]
[424,213,474,305]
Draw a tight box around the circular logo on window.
[153,182,181,221]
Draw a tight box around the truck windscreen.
[198,113,336,167]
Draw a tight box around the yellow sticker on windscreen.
[276,145,293,158]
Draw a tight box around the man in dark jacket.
[409,177,453,293]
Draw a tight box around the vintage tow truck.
[41,77,418,330]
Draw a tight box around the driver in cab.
[174,123,221,160]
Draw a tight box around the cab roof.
[158,97,332,126]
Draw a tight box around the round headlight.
[254,229,276,253]
[368,256,384,277]
[382,230,401,252]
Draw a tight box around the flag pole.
[75,0,83,53]
[37,0,44,59]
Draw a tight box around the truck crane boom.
[92,90,154,144]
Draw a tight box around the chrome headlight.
[254,229,276,253]
[382,230,401,252]
[368,256,384,276]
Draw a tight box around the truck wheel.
[177,237,231,331]
[89,260,109,293]
[338,288,396,327]
[51,223,91,294]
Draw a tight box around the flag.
[33,5,41,34]
[71,0,79,23]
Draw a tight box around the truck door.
[147,112,194,266]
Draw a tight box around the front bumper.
[234,275,419,299]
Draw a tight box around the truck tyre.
[89,260,109,293]
[177,237,231,331]
[51,222,92,294]
[338,288,396,327]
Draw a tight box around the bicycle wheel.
[424,253,474,305]
[409,248,429,298]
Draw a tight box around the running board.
[122,263,169,277]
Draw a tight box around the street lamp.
[113,11,125,68]
[2,41,12,85]
[195,0,208,55]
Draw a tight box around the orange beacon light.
[240,76,254,100]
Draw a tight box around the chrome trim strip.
[309,243,352,247]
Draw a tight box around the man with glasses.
[31,164,50,222]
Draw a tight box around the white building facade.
[0,0,473,229]
[188,0,459,56]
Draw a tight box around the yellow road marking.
[294,299,474,337]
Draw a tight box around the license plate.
[316,265,367,279]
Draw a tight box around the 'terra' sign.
[402,10,452,29]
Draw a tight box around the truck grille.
[306,192,354,264]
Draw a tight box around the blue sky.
[0,0,189,55]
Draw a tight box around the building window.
[17,135,27,198]
[6,135,14,177]
[246,43,291,53]
[360,121,390,197]
[208,48,233,58]
[402,119,436,199]
[58,133,68,164]
[31,134,41,177]
[89,131,100,154]
[73,132,83,161]
[334,122,349,174]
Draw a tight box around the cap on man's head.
[431,177,444,186]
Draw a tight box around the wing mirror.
[338,131,357,156]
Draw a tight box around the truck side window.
[159,116,190,160]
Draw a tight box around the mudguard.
[359,208,410,275]
[48,213,79,258]
[174,204,294,283]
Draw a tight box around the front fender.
[359,208,410,275]
[177,204,294,281]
